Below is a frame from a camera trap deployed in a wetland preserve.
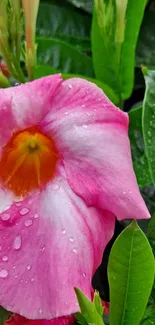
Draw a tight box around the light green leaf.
[142,69,155,187]
[93,291,103,317]
[34,64,119,104]
[91,0,147,101]
[108,220,155,325]
[36,37,94,77]
[75,288,104,325]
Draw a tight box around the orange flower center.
[0,127,59,197]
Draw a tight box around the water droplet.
[81,104,85,108]
[2,256,8,262]
[26,265,31,270]
[61,228,66,234]
[82,272,86,278]
[83,124,88,129]
[14,275,18,278]
[148,130,152,137]
[13,235,22,250]
[34,214,39,219]
[52,184,59,190]
[15,202,21,207]
[20,208,29,216]
[73,247,78,254]
[123,191,127,195]
[0,269,8,278]
[38,308,43,314]
[68,84,72,89]
[64,111,69,115]
[41,246,45,252]
[31,277,34,282]
[1,213,10,221]
[24,219,33,227]
[69,236,74,242]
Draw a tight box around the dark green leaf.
[136,8,155,68]
[128,106,151,188]
[34,64,119,104]
[37,37,94,77]
[66,0,93,13]
[91,0,147,101]
[142,69,155,186]
[37,2,91,51]
[140,307,155,324]
[108,220,155,325]
[0,307,11,325]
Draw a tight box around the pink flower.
[0,75,150,319]
[5,314,75,325]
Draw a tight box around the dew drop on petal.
[39,308,43,314]
[0,269,8,278]
[26,265,31,270]
[52,184,59,190]
[31,277,34,282]
[20,208,29,216]
[123,191,127,195]
[68,84,72,89]
[2,256,8,262]
[69,236,74,242]
[13,235,22,250]
[34,214,39,219]
[61,228,66,234]
[24,219,33,227]
[82,272,86,278]
[73,247,78,254]
[1,213,10,221]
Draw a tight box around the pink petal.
[5,314,75,325]
[0,166,115,319]
[0,75,62,148]
[40,78,150,221]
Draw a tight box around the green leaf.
[34,64,119,105]
[0,307,11,325]
[91,0,147,101]
[140,307,155,324]
[75,288,104,325]
[128,106,151,188]
[36,37,94,77]
[108,220,155,325]
[136,8,155,68]
[37,1,91,51]
[93,291,103,317]
[66,0,93,13]
[142,69,155,187]
[147,213,155,256]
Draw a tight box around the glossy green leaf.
[129,106,151,188]
[142,69,155,187]
[36,37,93,77]
[34,64,119,105]
[91,0,147,101]
[37,1,91,51]
[108,220,155,325]
[75,288,104,325]
[136,8,155,68]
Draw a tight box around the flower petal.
[0,75,62,147]
[40,78,150,221]
[5,314,75,325]
[0,167,115,319]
